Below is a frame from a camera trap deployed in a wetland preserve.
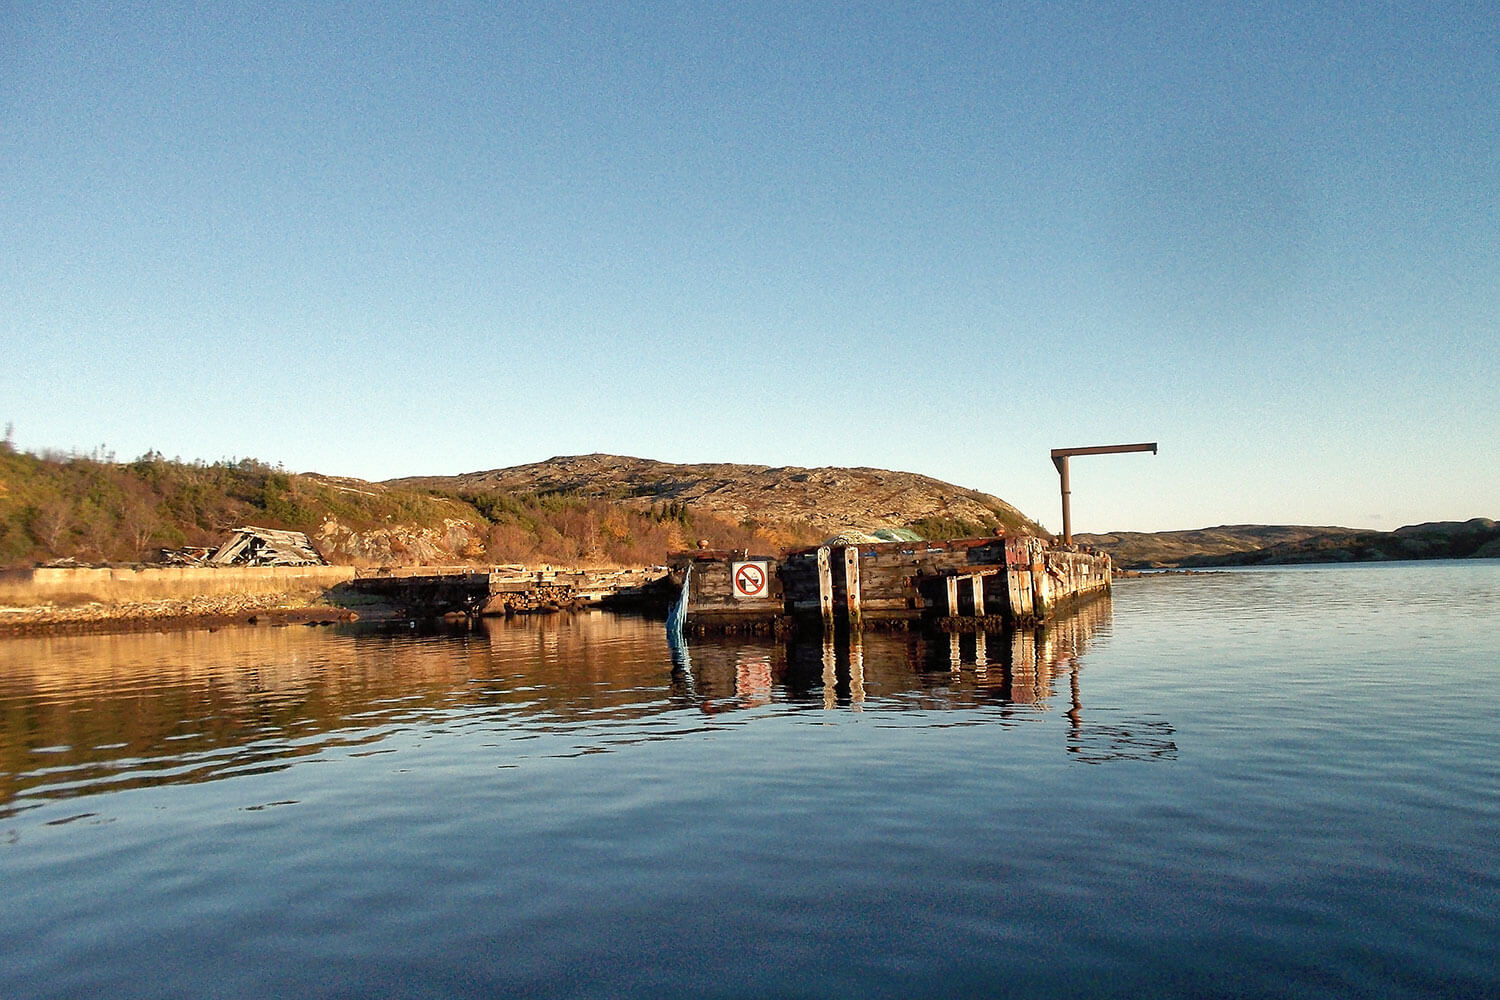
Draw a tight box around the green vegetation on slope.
[905,514,1001,541]
[0,443,473,566]
[452,486,823,565]
[0,442,826,568]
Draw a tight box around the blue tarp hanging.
[666,563,691,643]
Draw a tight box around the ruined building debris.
[207,527,327,566]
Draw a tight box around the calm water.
[2,562,1497,998]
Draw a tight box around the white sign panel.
[731,561,770,600]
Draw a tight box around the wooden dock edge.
[676,536,1111,636]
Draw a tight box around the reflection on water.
[682,597,1113,713]
[678,597,1174,762]
[7,563,1495,1000]
[0,595,1169,818]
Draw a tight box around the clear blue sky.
[3,1,1496,534]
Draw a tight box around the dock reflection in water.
[678,596,1174,762]
[679,603,1113,712]
[0,596,1169,819]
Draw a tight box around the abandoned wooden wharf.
[342,534,1111,637]
[674,535,1111,635]
[347,565,663,619]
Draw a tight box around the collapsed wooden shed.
[209,527,327,566]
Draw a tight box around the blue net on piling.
[666,564,691,645]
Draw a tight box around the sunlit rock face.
[316,516,486,566]
[389,453,1045,540]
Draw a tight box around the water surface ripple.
[2,561,1497,998]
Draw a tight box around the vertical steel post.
[1057,455,1072,546]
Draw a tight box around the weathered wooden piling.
[817,547,834,631]
[843,547,862,632]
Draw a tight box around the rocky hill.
[2,445,1046,569]
[390,454,1045,540]
[1078,519,1500,568]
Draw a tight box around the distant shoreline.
[1082,518,1500,570]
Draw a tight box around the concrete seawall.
[0,565,357,606]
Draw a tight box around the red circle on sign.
[735,563,766,596]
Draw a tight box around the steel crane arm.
[1050,442,1158,472]
[1050,442,1158,545]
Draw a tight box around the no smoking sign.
[731,561,770,599]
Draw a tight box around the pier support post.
[946,576,959,618]
[843,546,862,632]
[817,547,834,633]
[1004,538,1032,622]
[1032,557,1053,619]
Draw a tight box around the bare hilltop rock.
[389,454,1045,539]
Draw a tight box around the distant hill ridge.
[1078,518,1500,568]
[389,453,1045,538]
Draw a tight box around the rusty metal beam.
[1050,442,1159,466]
[1050,442,1157,546]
